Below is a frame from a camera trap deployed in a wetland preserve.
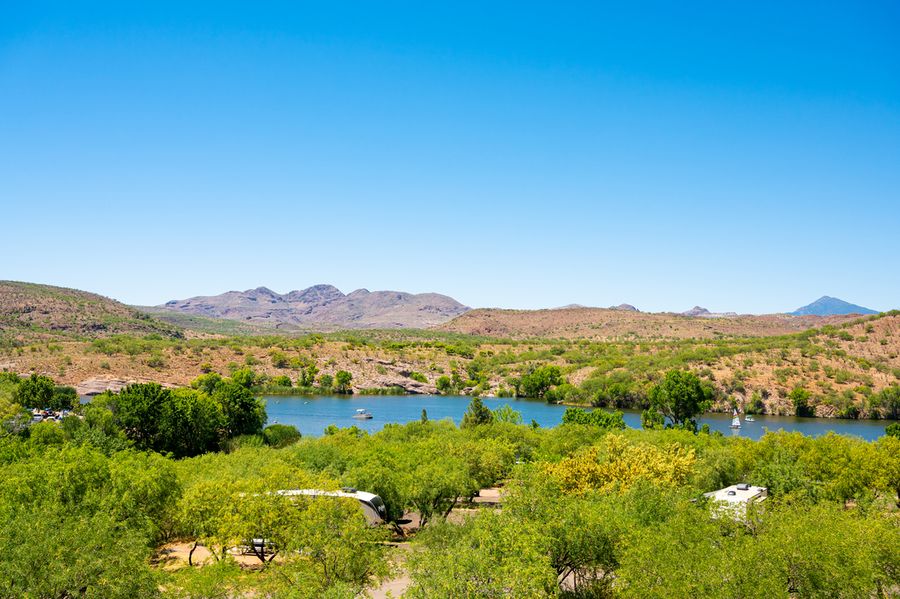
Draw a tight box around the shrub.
[263,424,302,448]
[886,422,900,439]
[270,375,292,388]
[270,351,289,368]
[318,374,334,390]
[562,407,626,430]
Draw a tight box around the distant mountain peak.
[682,306,710,317]
[790,296,877,316]
[609,303,639,312]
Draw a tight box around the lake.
[263,394,891,441]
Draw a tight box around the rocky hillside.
[440,306,859,340]
[791,296,878,316]
[0,281,182,341]
[156,285,470,330]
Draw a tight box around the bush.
[270,375,292,388]
[886,422,900,439]
[270,351,289,368]
[263,424,302,448]
[436,375,453,394]
[562,407,626,430]
[318,374,334,390]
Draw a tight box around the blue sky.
[1,2,898,313]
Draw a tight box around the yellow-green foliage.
[545,433,696,494]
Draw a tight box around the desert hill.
[439,306,859,340]
[0,281,182,341]
[156,284,470,330]
[791,296,878,316]
[2,280,897,419]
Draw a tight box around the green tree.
[230,367,257,389]
[158,389,225,457]
[15,374,55,409]
[50,385,77,411]
[28,420,65,446]
[334,370,353,394]
[461,397,494,428]
[108,383,169,449]
[647,370,712,431]
[407,512,555,597]
[641,408,665,429]
[520,364,563,399]
[269,496,389,596]
[213,382,266,438]
[790,386,813,417]
[402,443,476,526]
[493,404,523,424]
[191,372,224,394]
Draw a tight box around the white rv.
[276,488,387,525]
[703,483,767,521]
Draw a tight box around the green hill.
[0,281,182,343]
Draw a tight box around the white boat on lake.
[352,408,373,420]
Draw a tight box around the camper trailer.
[276,488,386,525]
[703,483,767,521]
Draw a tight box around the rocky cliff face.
[159,285,469,329]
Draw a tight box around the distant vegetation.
[2,282,899,420]
[3,311,900,420]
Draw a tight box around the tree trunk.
[442,497,458,519]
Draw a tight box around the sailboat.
[730,409,742,429]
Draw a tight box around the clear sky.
[1,2,898,313]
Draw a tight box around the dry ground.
[440,307,858,340]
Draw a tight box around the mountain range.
[156,287,879,330]
[156,285,470,329]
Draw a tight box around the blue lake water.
[263,394,890,441]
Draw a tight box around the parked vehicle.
[276,487,386,524]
